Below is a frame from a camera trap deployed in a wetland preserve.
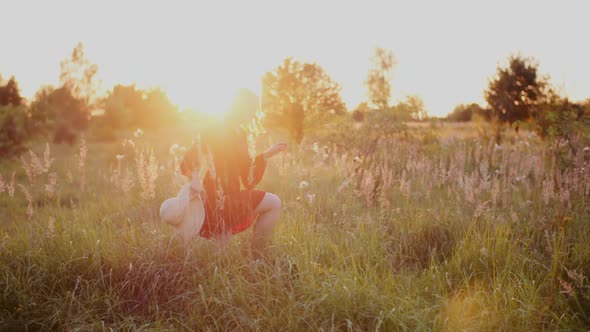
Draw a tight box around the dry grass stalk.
[45,172,57,197]
[8,172,15,197]
[136,149,158,200]
[47,217,56,239]
[21,156,36,185]
[78,138,87,192]
[43,143,54,171]
[66,169,74,184]
[18,184,34,219]
[121,168,134,193]
[28,150,46,174]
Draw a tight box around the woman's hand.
[189,171,205,201]
[263,143,287,160]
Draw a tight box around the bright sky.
[2,0,589,117]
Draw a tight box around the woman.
[180,89,287,258]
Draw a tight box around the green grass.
[1,124,589,331]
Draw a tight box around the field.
[1,120,589,331]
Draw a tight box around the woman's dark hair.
[180,144,200,177]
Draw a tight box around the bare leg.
[251,193,282,259]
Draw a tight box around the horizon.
[2,0,589,117]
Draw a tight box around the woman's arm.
[239,142,287,189]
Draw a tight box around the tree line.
[446,55,590,145]
[0,43,180,156]
[1,43,589,157]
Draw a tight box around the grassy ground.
[1,122,589,331]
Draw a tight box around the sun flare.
[171,87,236,118]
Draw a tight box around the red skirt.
[199,189,266,239]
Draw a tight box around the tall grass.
[0,124,589,330]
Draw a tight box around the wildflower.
[312,142,319,153]
[559,278,575,296]
[480,247,489,257]
[169,144,179,155]
[134,128,144,138]
[116,154,125,160]
[298,180,310,190]
[565,267,586,285]
[304,193,316,204]
[122,138,135,148]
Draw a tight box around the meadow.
[0,119,589,331]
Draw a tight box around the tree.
[446,103,491,122]
[0,75,28,156]
[27,85,55,135]
[535,95,587,141]
[352,102,370,122]
[0,76,23,106]
[395,95,428,121]
[56,42,100,140]
[29,86,89,144]
[98,85,178,131]
[484,55,548,124]
[140,87,178,129]
[60,42,100,108]
[28,42,101,143]
[100,84,144,129]
[0,104,29,156]
[365,47,395,110]
[262,58,346,143]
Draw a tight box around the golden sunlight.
[170,85,237,118]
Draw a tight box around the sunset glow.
[3,0,589,117]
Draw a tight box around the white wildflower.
[169,144,179,155]
[304,193,316,204]
[298,180,310,190]
[480,247,489,257]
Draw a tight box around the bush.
[0,105,30,157]
[29,86,90,144]
[446,103,491,122]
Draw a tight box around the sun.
[164,78,263,120]
[165,85,235,119]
